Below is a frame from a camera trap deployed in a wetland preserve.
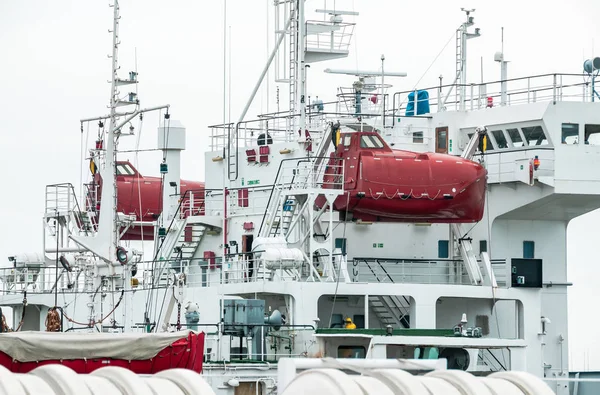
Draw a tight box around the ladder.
[227,123,238,181]
[289,0,298,125]
[451,223,483,285]
[269,196,298,237]
[455,29,462,108]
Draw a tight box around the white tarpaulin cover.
[0,330,194,362]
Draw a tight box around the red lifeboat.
[88,161,204,240]
[319,132,487,223]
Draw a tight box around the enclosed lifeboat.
[319,132,486,223]
[88,161,204,240]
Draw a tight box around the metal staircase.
[368,295,410,329]
[268,196,298,238]
[358,258,411,328]
[167,223,207,261]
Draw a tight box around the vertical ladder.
[289,0,298,126]
[455,29,462,108]
[451,223,483,285]
[227,123,238,181]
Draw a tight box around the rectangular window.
[584,124,600,145]
[435,127,448,153]
[335,238,347,255]
[479,240,488,254]
[343,134,352,147]
[360,135,385,149]
[413,131,424,143]
[523,241,535,259]
[507,128,524,147]
[521,126,548,146]
[438,240,449,259]
[491,130,508,149]
[562,123,579,144]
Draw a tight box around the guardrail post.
[552,74,557,105]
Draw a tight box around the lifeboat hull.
[89,161,204,240]
[319,132,487,223]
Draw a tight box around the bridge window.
[360,135,384,149]
[507,128,524,147]
[562,123,579,144]
[491,130,508,149]
[584,124,600,145]
[521,126,548,146]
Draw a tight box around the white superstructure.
[2,2,600,395]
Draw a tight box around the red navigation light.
[533,156,540,170]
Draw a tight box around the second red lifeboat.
[89,161,205,240]
[319,132,487,223]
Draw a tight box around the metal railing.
[391,73,593,124]
[305,20,355,53]
[351,258,508,287]
[0,253,509,296]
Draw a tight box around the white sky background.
[1,0,600,370]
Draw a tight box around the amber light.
[533,156,540,170]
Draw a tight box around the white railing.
[305,20,355,54]
[0,255,508,295]
[351,258,508,287]
[391,73,593,120]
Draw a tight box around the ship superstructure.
[1,2,600,395]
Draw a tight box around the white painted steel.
[80,376,121,395]
[490,371,557,395]
[28,365,93,395]
[352,376,394,395]
[426,370,494,395]
[0,365,26,395]
[15,375,55,395]
[481,377,525,395]
[418,376,462,395]
[0,366,217,395]
[90,366,154,395]
[155,368,218,395]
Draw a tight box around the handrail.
[257,156,338,235]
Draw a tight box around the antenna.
[494,27,508,106]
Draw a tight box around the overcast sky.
[1,0,600,371]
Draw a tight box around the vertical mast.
[297,0,307,134]
[457,8,480,111]
[95,0,121,267]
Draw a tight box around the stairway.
[269,196,298,238]
[167,223,207,261]
[368,295,410,329]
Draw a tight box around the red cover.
[0,331,204,374]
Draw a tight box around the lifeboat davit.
[89,161,204,240]
[318,132,487,223]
